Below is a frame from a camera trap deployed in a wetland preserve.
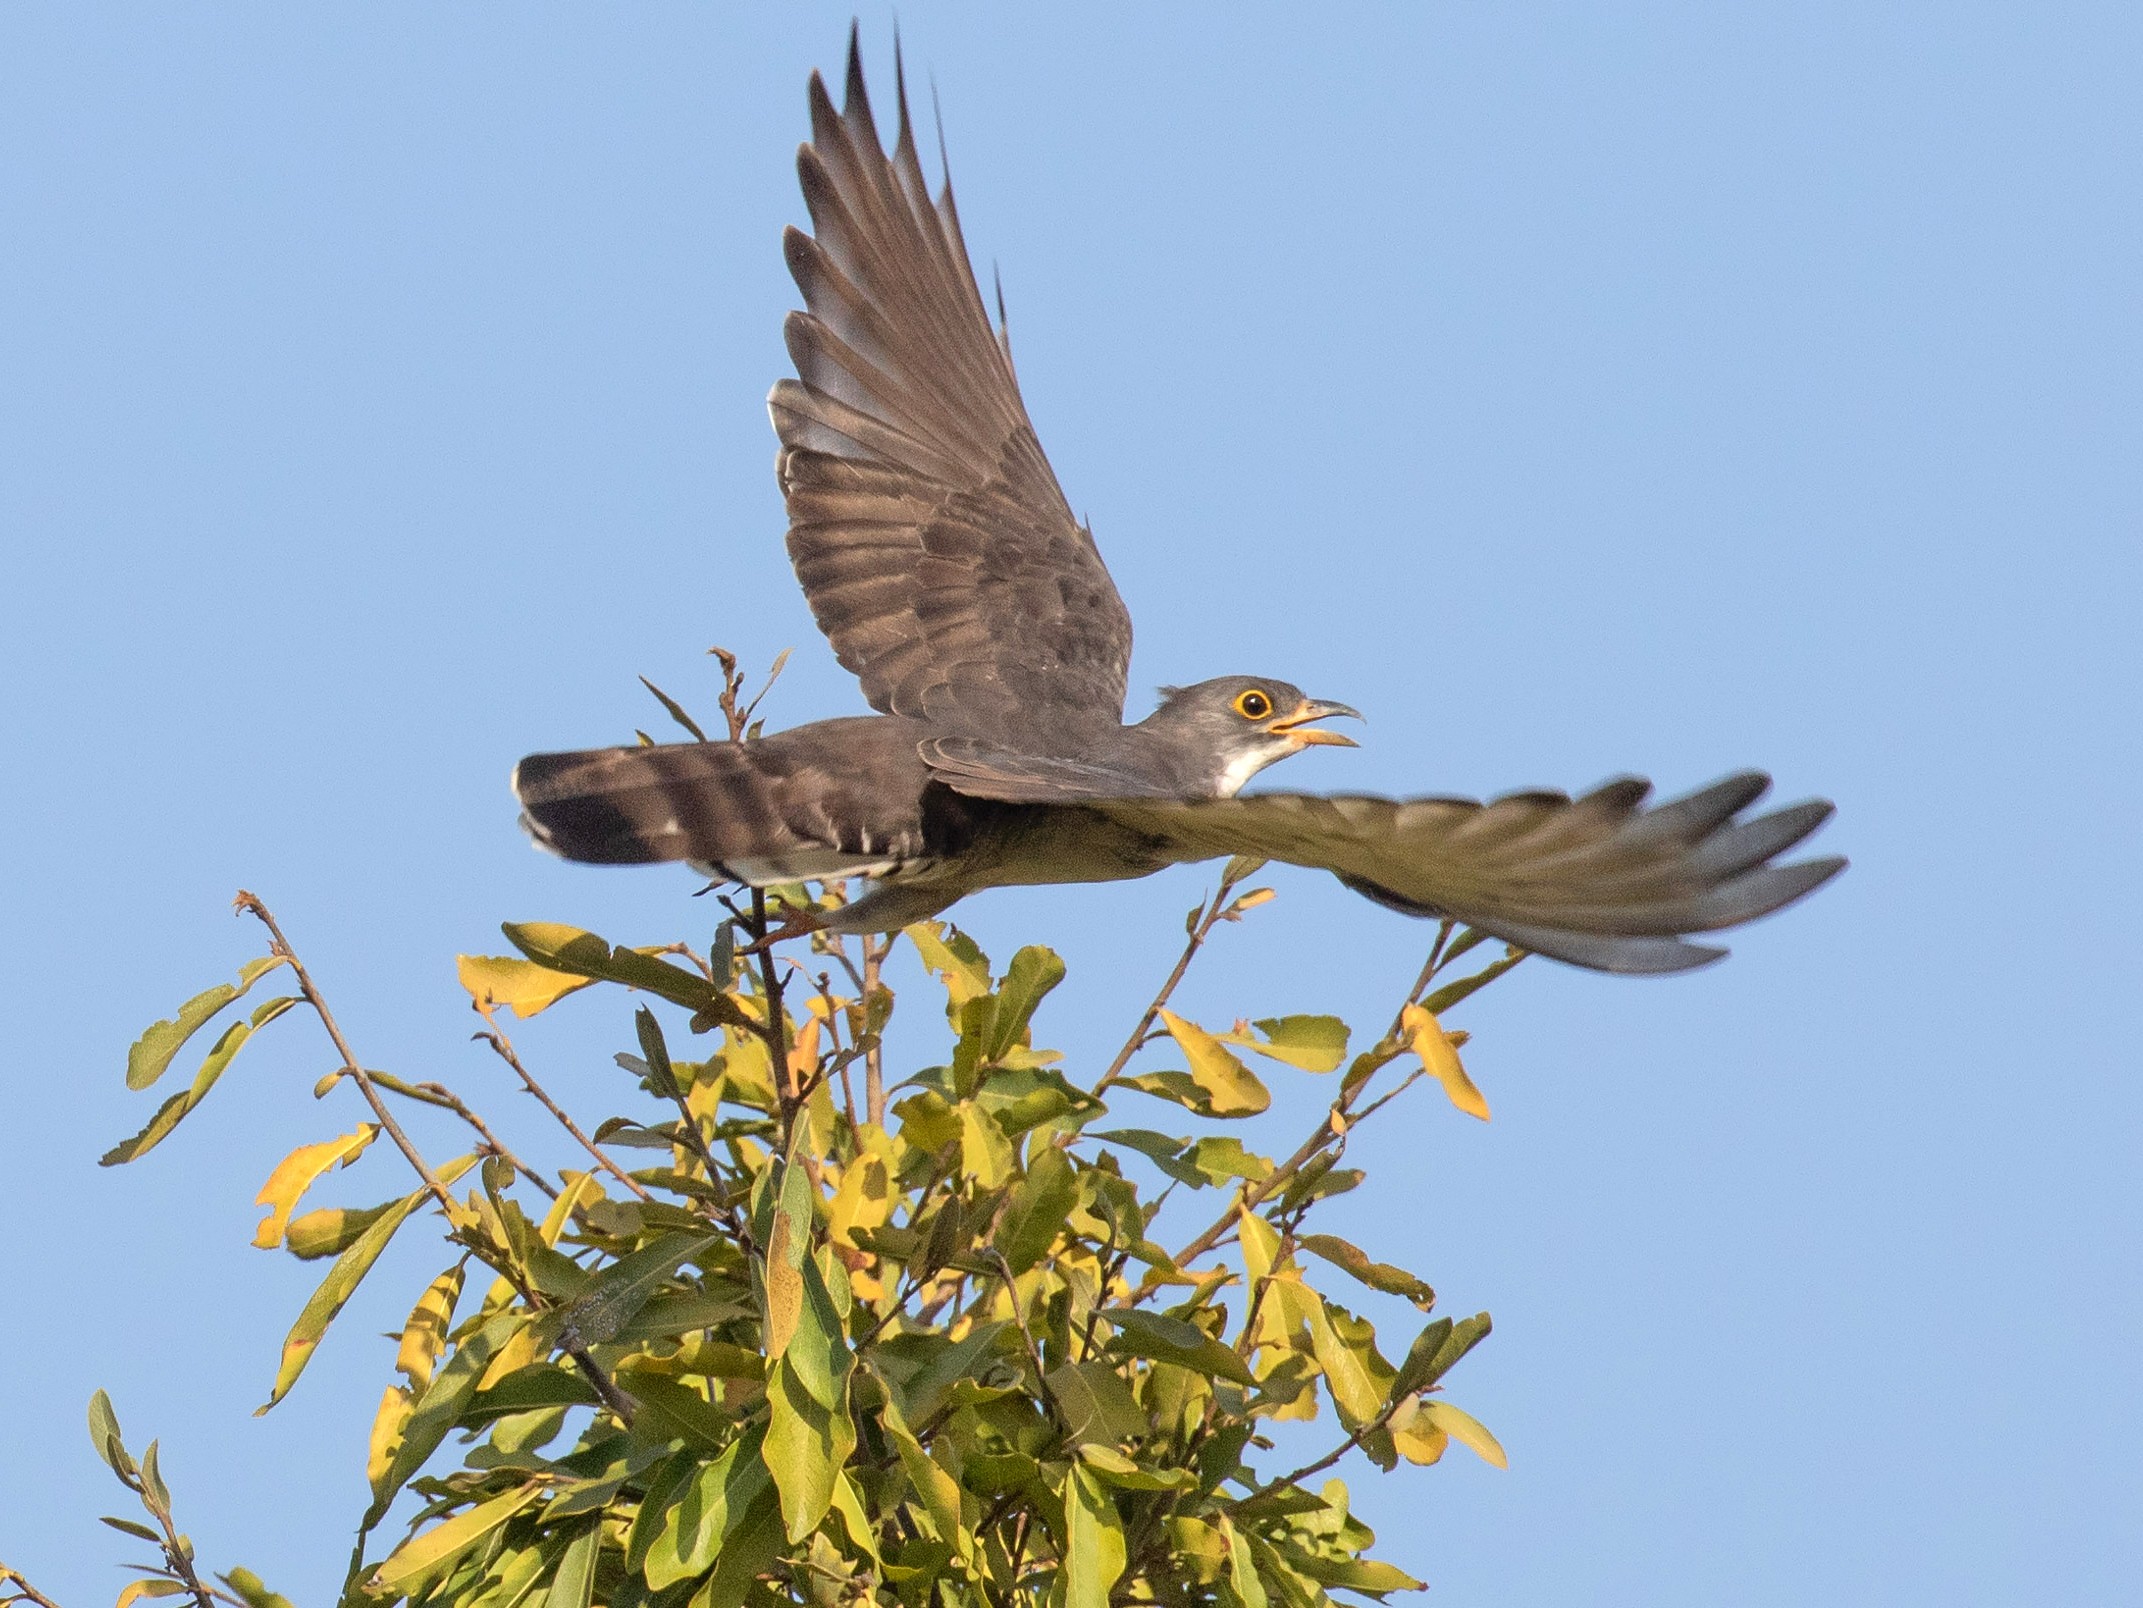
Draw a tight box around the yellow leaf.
[475,1317,544,1391]
[395,1266,464,1387]
[1419,1399,1507,1468]
[957,1102,1016,1188]
[454,953,592,1018]
[763,1212,803,1359]
[366,1385,412,1491]
[251,1125,379,1249]
[1402,1005,1490,1121]
[537,1170,605,1248]
[826,1154,892,1246]
[116,1579,188,1608]
[1237,1209,1282,1283]
[366,1481,544,1594]
[1386,1395,1447,1465]
[787,1014,824,1088]
[1157,1010,1270,1116]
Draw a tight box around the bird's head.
[1139,677,1362,798]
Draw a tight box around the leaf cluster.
[63,856,1525,1608]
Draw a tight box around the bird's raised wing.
[1088,773,1845,974]
[772,33,1134,745]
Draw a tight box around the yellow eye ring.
[1233,689,1274,720]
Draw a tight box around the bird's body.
[512,33,1845,973]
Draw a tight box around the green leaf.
[626,1449,698,1577]
[984,945,1066,1061]
[766,1355,855,1543]
[125,956,285,1090]
[561,1232,716,1345]
[500,922,747,1029]
[365,1312,530,1531]
[1390,1311,1491,1410]
[1188,1137,1272,1188]
[1284,1552,1426,1595]
[87,1389,132,1476]
[874,1377,971,1564]
[1297,1235,1436,1311]
[614,1368,736,1453]
[1157,1011,1271,1116]
[1277,1158,1365,1214]
[1216,1015,1350,1073]
[1077,1444,1194,1491]
[1046,1361,1147,1448]
[216,1568,295,1608]
[957,1101,1016,1189]
[1091,1308,1255,1386]
[1419,948,1526,1016]
[690,1487,785,1608]
[906,921,992,1019]
[994,1145,1077,1273]
[1302,1294,1385,1425]
[1401,1005,1489,1121]
[1418,1399,1507,1468]
[783,1249,855,1411]
[639,673,712,742]
[644,1424,772,1589]
[1221,1514,1269,1608]
[102,1001,300,1167]
[260,1155,478,1412]
[892,1089,962,1154]
[541,1522,600,1608]
[1063,1464,1127,1608]
[366,1480,544,1595]
[1090,1128,1209,1189]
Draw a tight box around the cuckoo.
[512,37,1844,974]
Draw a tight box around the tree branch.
[472,1005,652,1203]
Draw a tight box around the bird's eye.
[1234,689,1274,720]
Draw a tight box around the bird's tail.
[511,739,905,884]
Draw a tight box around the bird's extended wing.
[772,31,1134,745]
[1088,773,1845,974]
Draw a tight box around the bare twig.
[354,1065,557,1200]
[750,890,793,1127]
[236,892,455,1217]
[0,1565,66,1608]
[1238,1382,1418,1503]
[1092,865,1259,1101]
[473,1005,652,1203]
[234,893,637,1428]
[862,932,890,1127]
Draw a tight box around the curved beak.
[1270,697,1363,749]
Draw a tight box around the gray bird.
[512,34,1844,974]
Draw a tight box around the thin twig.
[1238,1381,1417,1503]
[0,1566,65,1608]
[1091,866,1256,1101]
[1159,927,1499,1280]
[862,933,890,1126]
[357,1066,557,1200]
[236,892,454,1215]
[473,1005,652,1203]
[234,893,637,1428]
[751,890,793,1128]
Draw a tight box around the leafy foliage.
[8,665,1528,1608]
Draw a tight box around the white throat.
[1213,742,1290,798]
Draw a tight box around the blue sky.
[2,5,2137,1604]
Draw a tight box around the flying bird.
[512,33,1844,974]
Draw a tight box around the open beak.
[1269,697,1363,749]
